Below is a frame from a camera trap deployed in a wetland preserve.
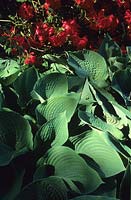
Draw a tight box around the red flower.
[89,9,119,31]
[33,22,55,45]
[24,52,37,65]
[72,35,88,50]
[18,3,34,20]
[49,31,68,47]
[62,19,80,36]
[124,9,131,25]
[75,0,95,10]
[116,0,130,8]
[44,0,61,10]
[13,36,29,50]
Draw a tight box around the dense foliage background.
[0,1,131,200]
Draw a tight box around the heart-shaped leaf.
[37,146,103,193]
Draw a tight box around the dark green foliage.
[0,37,131,199]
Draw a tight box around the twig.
[0,19,11,23]
[0,43,4,48]
[30,46,46,52]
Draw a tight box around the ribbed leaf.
[67,50,108,88]
[0,109,33,165]
[32,73,68,101]
[15,176,68,200]
[34,112,68,150]
[37,146,103,193]
[13,67,38,107]
[70,130,125,177]
[79,110,123,139]
[36,93,80,123]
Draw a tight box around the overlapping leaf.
[37,146,103,193]
[36,93,80,123]
[15,176,68,200]
[0,109,33,166]
[34,111,68,151]
[79,110,123,139]
[67,50,109,88]
[0,58,20,85]
[13,67,39,107]
[32,72,68,101]
[99,34,122,60]
[70,129,125,177]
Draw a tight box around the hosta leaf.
[15,176,68,200]
[34,112,68,150]
[0,109,33,165]
[67,50,108,88]
[120,161,131,200]
[0,59,20,78]
[71,195,119,200]
[13,67,38,107]
[70,130,125,177]
[111,101,131,120]
[68,76,84,92]
[79,110,123,139]
[1,168,25,200]
[126,46,131,60]
[112,68,131,97]
[32,72,68,101]
[79,79,95,105]
[90,86,128,129]
[0,144,15,166]
[37,146,103,193]
[36,93,80,123]
[0,58,20,85]
[99,34,121,60]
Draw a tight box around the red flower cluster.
[44,0,61,10]
[88,9,119,31]
[0,0,131,66]
[24,52,37,65]
[75,0,95,10]
[18,3,34,20]
[124,9,131,24]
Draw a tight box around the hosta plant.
[0,34,131,200]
